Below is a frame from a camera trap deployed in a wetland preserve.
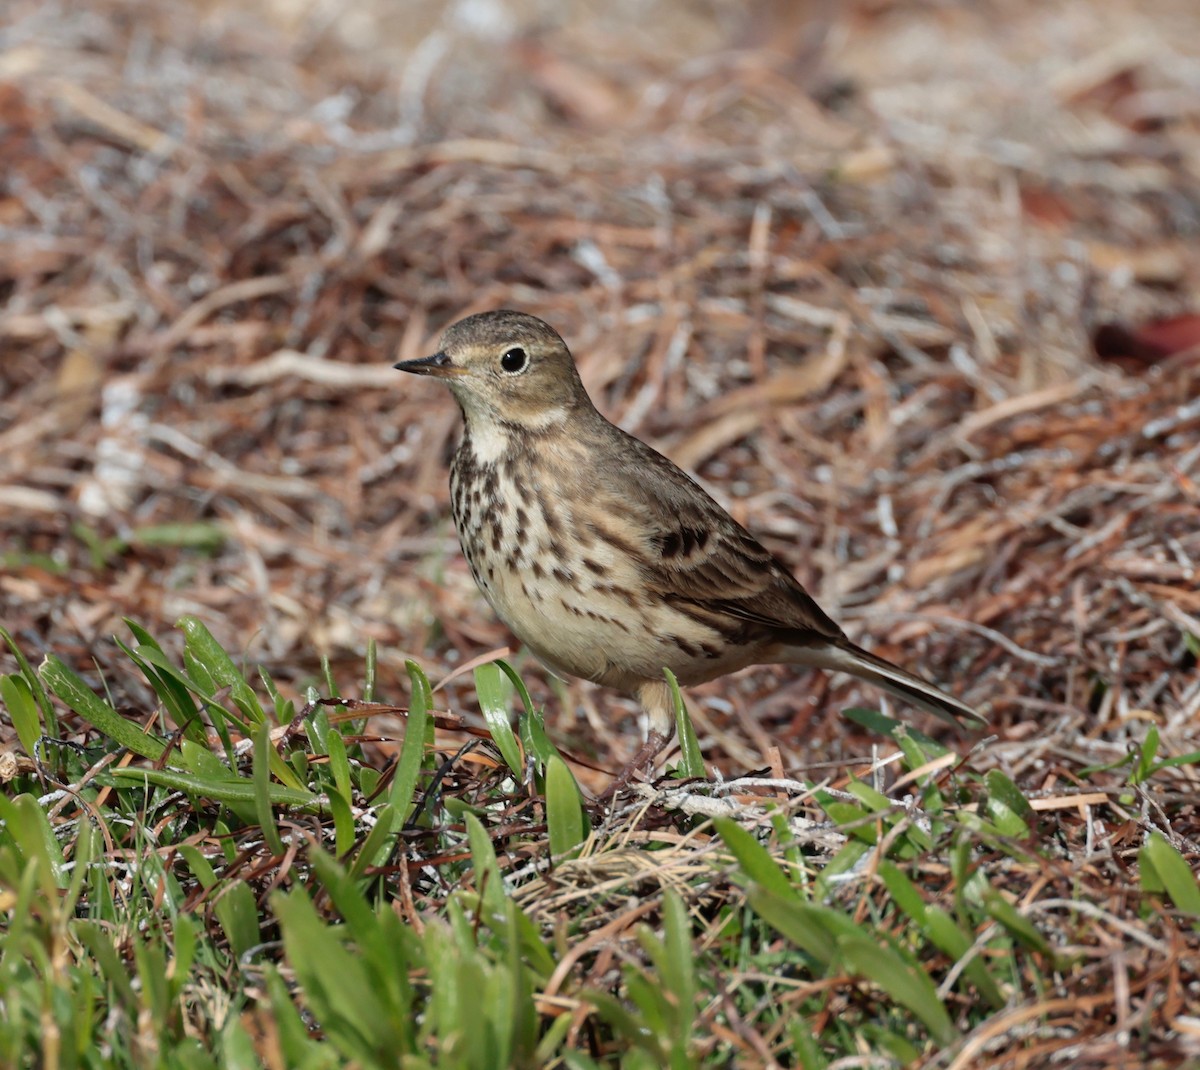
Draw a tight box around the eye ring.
[500,346,528,374]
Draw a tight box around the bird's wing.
[581,424,983,727]
[594,433,844,643]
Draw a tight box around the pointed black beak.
[393,351,467,378]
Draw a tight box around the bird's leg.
[597,730,670,803]
[597,681,676,802]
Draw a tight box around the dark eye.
[500,347,527,373]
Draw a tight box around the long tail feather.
[793,639,986,728]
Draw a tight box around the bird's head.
[395,310,591,430]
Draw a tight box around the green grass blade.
[1133,725,1160,784]
[123,618,206,722]
[0,624,57,737]
[495,659,538,721]
[260,665,294,726]
[745,885,848,967]
[843,707,948,760]
[175,738,238,780]
[320,653,339,701]
[982,770,1034,837]
[714,816,798,900]
[665,669,705,778]
[845,778,891,812]
[176,616,266,724]
[519,707,558,771]
[981,797,1031,839]
[308,846,390,945]
[475,662,524,778]
[135,643,252,736]
[1149,748,1200,773]
[877,861,928,925]
[264,968,331,1068]
[0,674,42,757]
[348,804,399,879]
[502,899,540,1063]
[388,661,431,821]
[115,636,209,746]
[131,521,226,552]
[178,845,260,961]
[464,811,507,918]
[983,770,1035,822]
[326,784,357,857]
[111,767,319,809]
[924,906,1007,1008]
[982,891,1053,956]
[545,754,587,859]
[0,793,69,894]
[323,719,354,805]
[273,887,407,1062]
[1140,831,1200,917]
[254,722,286,857]
[660,889,696,1035]
[362,637,377,702]
[39,654,167,760]
[838,935,958,1044]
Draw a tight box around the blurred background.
[2,0,1198,775]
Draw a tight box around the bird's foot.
[596,730,671,804]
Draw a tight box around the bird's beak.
[393,351,469,378]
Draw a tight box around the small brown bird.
[397,311,984,774]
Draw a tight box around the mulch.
[2,0,1198,780]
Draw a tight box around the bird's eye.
[500,347,528,374]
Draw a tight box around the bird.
[395,310,984,779]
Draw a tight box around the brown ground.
[2,0,1198,787]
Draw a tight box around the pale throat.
[461,418,511,465]
[458,401,571,465]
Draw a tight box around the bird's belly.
[477,561,643,686]
[470,552,758,692]
[450,451,760,692]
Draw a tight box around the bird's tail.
[790,638,986,728]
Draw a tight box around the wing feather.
[594,433,844,643]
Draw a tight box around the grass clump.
[1,620,1198,1067]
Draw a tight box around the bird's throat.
[461,420,512,466]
